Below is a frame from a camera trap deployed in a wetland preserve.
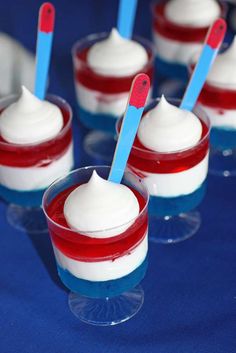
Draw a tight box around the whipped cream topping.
[87,28,148,77]
[165,0,221,27]
[138,95,202,153]
[0,86,63,144]
[207,37,236,89]
[64,171,140,238]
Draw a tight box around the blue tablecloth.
[0,1,236,352]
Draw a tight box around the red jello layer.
[75,47,154,94]
[0,103,72,168]
[153,2,219,43]
[125,118,209,174]
[198,83,236,110]
[46,185,148,262]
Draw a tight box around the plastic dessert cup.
[72,32,154,163]
[151,0,225,82]
[122,98,210,244]
[0,94,73,233]
[188,40,236,177]
[198,80,236,177]
[42,166,149,325]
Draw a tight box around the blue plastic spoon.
[108,73,150,184]
[34,2,55,100]
[180,18,226,111]
[117,0,138,38]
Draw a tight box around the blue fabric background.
[0,1,236,352]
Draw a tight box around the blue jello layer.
[0,184,45,207]
[211,127,236,150]
[155,56,188,82]
[56,256,148,299]
[149,181,206,217]
[77,105,117,134]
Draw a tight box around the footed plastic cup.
[0,94,73,233]
[72,32,154,163]
[42,166,149,326]
[198,81,236,177]
[189,42,236,177]
[120,98,210,244]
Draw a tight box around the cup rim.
[150,0,227,31]
[0,93,73,148]
[42,165,149,237]
[116,97,211,157]
[71,31,155,73]
[150,0,208,30]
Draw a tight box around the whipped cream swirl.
[64,171,140,238]
[138,95,202,153]
[87,28,148,77]
[165,0,221,27]
[0,86,63,144]
[207,37,236,89]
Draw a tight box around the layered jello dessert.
[72,28,154,133]
[196,37,236,176]
[126,96,210,243]
[43,166,148,325]
[151,0,223,80]
[0,87,73,231]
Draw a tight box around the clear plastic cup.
[190,42,236,177]
[42,165,149,326]
[72,32,154,163]
[0,94,73,233]
[118,98,210,243]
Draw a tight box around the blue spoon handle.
[180,45,216,111]
[117,0,138,39]
[109,73,150,184]
[34,3,55,100]
[180,18,226,111]
[35,32,53,100]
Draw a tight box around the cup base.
[84,130,116,163]
[149,210,201,244]
[209,147,236,177]
[68,285,144,326]
[154,55,188,82]
[7,203,48,234]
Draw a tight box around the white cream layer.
[53,233,148,282]
[198,104,236,129]
[207,37,236,89]
[76,82,153,117]
[75,81,129,117]
[0,143,73,191]
[129,153,209,197]
[165,0,221,27]
[153,31,202,65]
